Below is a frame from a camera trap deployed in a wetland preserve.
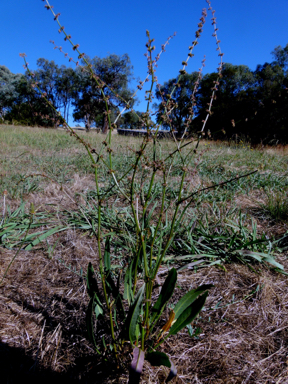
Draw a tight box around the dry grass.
[1,125,288,383]
[1,240,288,383]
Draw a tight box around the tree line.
[155,44,288,144]
[0,54,138,132]
[0,44,287,143]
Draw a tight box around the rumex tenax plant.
[16,0,259,382]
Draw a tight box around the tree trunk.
[85,114,91,132]
[102,115,109,134]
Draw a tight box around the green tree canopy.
[0,66,23,120]
[73,54,135,132]
[118,110,153,130]
[194,63,256,139]
[271,43,288,72]
[154,72,199,135]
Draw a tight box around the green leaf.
[262,255,284,269]
[176,259,205,271]
[237,250,284,269]
[146,351,171,367]
[105,271,125,320]
[0,223,18,236]
[94,294,104,317]
[150,268,177,327]
[86,262,99,299]
[129,285,145,344]
[104,236,111,272]
[145,352,177,383]
[124,262,133,304]
[86,296,100,353]
[186,324,202,337]
[173,284,213,319]
[169,291,209,335]
[123,284,145,344]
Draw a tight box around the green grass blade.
[24,226,67,250]
[124,263,133,304]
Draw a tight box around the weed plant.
[31,2,222,379]
[1,0,285,382]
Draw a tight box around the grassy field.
[0,124,288,383]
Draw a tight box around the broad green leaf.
[145,352,177,383]
[0,223,18,236]
[146,351,171,367]
[110,264,122,269]
[135,323,140,343]
[169,292,208,335]
[173,284,213,319]
[20,231,44,242]
[105,272,115,294]
[150,268,177,326]
[102,231,115,238]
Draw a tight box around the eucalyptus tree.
[72,54,135,132]
[193,63,257,140]
[0,66,23,120]
[56,66,78,122]
[31,58,63,127]
[118,111,152,130]
[252,61,288,143]
[154,72,200,135]
[271,43,288,72]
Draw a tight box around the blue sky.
[1,0,288,123]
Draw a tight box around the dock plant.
[16,0,261,381]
